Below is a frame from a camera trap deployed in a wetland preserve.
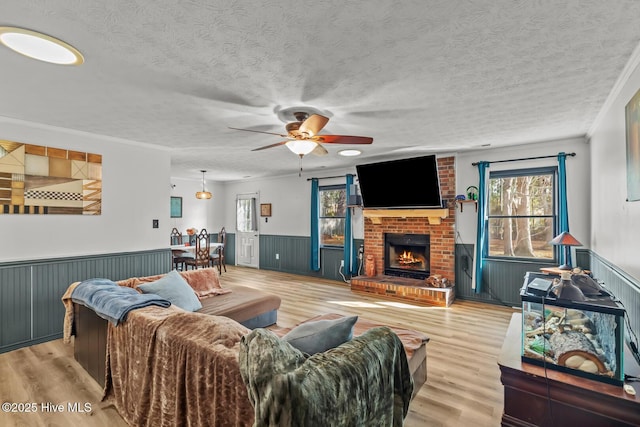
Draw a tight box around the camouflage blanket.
[239,326,413,427]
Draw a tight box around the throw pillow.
[137,269,202,312]
[282,315,358,355]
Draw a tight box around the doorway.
[236,194,259,268]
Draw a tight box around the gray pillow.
[282,315,358,355]
[138,269,202,312]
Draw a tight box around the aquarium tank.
[520,272,625,385]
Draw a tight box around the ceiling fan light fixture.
[195,170,212,200]
[285,140,317,156]
[338,149,362,157]
[0,26,84,65]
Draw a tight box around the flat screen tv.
[355,155,443,209]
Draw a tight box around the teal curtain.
[557,152,570,266]
[310,178,320,271]
[344,175,357,275]
[473,161,489,293]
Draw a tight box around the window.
[319,185,346,246]
[236,197,257,232]
[487,167,556,260]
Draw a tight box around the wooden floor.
[0,266,517,427]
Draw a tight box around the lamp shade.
[550,231,582,246]
[195,170,212,200]
[556,271,586,301]
[550,231,581,270]
[195,191,212,200]
[285,140,317,156]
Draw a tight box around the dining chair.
[170,227,194,270]
[210,227,227,274]
[184,228,211,270]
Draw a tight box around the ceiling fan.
[229,111,373,158]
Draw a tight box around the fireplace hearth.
[384,233,430,280]
[353,156,455,306]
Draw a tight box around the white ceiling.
[3,1,640,181]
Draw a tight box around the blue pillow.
[138,270,202,312]
[282,315,358,355]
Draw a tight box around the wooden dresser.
[498,313,640,426]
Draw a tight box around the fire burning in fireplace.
[384,233,430,279]
[397,250,423,266]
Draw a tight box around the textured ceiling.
[2,1,640,181]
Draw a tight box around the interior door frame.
[235,192,260,268]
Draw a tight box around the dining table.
[170,242,223,254]
[171,242,224,270]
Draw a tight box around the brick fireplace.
[351,156,456,306]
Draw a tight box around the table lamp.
[550,231,582,270]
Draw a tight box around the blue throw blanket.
[71,278,171,325]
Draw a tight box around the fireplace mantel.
[363,208,449,225]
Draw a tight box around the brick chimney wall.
[363,156,456,283]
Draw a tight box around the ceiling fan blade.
[311,144,328,156]
[312,135,373,144]
[251,141,288,151]
[229,127,288,137]
[299,114,329,136]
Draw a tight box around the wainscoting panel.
[32,262,74,341]
[258,235,363,282]
[259,235,312,276]
[585,250,640,351]
[319,248,347,282]
[212,232,235,266]
[575,248,591,271]
[64,251,171,282]
[454,244,556,307]
[224,233,235,265]
[481,259,554,306]
[0,249,171,353]
[0,266,31,349]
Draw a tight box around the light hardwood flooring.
[0,266,517,427]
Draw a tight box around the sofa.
[62,268,429,426]
[63,267,281,387]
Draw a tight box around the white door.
[236,195,259,268]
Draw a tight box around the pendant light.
[195,170,212,200]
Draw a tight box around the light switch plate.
[152,219,159,228]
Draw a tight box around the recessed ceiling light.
[0,26,84,65]
[338,149,362,157]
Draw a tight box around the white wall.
[169,177,226,235]
[0,117,171,262]
[221,168,363,238]
[589,53,640,281]
[455,137,592,254]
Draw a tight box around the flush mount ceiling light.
[195,170,212,200]
[0,26,84,65]
[338,149,361,157]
